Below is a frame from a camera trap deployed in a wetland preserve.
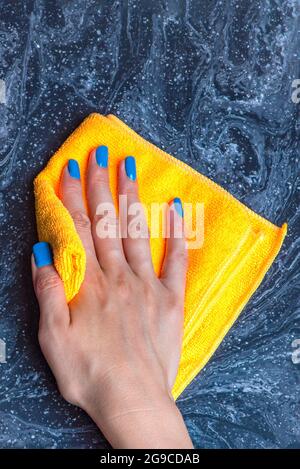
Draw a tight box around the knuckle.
[115,271,132,299]
[38,325,61,352]
[91,171,108,186]
[103,215,118,227]
[105,250,124,267]
[127,223,149,240]
[36,273,61,294]
[65,179,80,195]
[42,314,65,334]
[164,288,183,311]
[71,210,91,230]
[38,313,64,340]
[93,212,118,228]
[174,248,188,269]
[84,265,106,291]
[124,184,138,197]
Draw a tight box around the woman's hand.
[31,147,192,448]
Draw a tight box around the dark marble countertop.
[0,0,299,448]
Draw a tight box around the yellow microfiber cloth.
[34,113,287,399]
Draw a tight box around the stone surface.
[0,0,299,448]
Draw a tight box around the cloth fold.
[34,113,287,399]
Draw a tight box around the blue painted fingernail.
[96,145,108,168]
[125,156,136,181]
[68,159,80,179]
[33,242,53,268]
[174,197,184,217]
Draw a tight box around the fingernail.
[68,159,80,179]
[33,242,53,268]
[125,156,136,181]
[96,145,108,168]
[173,197,184,217]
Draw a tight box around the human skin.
[31,147,193,449]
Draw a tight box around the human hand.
[32,147,192,448]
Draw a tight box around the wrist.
[78,370,192,448]
[82,371,172,427]
[90,395,192,449]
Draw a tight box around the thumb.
[32,242,69,330]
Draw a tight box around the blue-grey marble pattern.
[0,0,299,448]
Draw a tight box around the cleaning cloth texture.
[34,114,287,399]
